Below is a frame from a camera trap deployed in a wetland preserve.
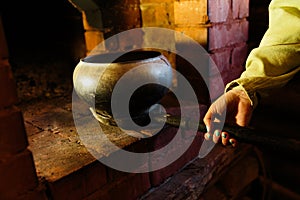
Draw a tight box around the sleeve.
[225,0,300,108]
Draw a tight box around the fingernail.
[229,139,237,147]
[214,130,220,137]
[222,132,227,138]
[204,133,211,140]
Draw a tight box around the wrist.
[228,86,258,108]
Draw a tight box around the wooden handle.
[153,115,300,154]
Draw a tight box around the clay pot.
[73,50,173,126]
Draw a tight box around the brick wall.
[74,0,249,101]
[207,0,249,99]
[0,15,46,200]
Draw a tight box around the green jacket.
[225,0,300,107]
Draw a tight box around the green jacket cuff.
[225,82,259,108]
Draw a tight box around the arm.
[226,0,300,107]
[204,0,300,146]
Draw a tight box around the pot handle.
[159,55,173,68]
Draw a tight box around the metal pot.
[73,50,173,126]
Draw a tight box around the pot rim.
[81,50,164,65]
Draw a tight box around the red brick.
[149,155,186,187]
[0,150,38,200]
[48,171,86,200]
[174,50,211,104]
[32,159,107,199]
[142,27,176,51]
[208,73,225,101]
[140,3,174,27]
[222,64,244,85]
[208,19,249,50]
[149,131,203,186]
[103,31,120,51]
[231,42,248,68]
[118,28,144,50]
[181,131,204,163]
[84,161,107,196]
[0,60,18,108]
[208,0,231,23]
[18,189,48,200]
[232,0,249,19]
[140,0,173,3]
[209,38,248,89]
[147,119,203,186]
[147,127,182,186]
[148,126,177,151]
[209,48,231,76]
[0,16,9,59]
[174,0,208,25]
[102,6,141,29]
[217,43,247,84]
[103,0,140,7]
[0,106,28,155]
[175,26,208,47]
[86,173,150,200]
[81,11,101,31]
[106,167,129,183]
[84,31,105,54]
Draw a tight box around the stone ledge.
[23,94,211,199]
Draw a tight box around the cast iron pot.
[73,50,173,126]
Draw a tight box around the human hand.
[203,89,253,147]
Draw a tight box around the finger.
[203,108,213,131]
[213,129,221,143]
[236,102,253,127]
[221,131,229,146]
[229,138,238,148]
[204,132,211,140]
